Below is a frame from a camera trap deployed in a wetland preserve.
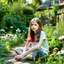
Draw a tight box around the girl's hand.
[15,55,23,61]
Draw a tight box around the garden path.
[5,41,36,64]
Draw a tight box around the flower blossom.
[58,35,64,40]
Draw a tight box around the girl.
[14,17,49,61]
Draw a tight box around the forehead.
[31,21,38,24]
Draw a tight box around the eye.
[31,24,33,26]
[31,24,38,26]
[35,24,37,26]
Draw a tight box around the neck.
[33,30,37,34]
[34,31,37,35]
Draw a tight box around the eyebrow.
[31,23,37,25]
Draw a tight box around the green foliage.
[1,14,28,33]
[34,9,55,25]
[0,31,26,63]
[44,25,61,52]
[18,0,26,4]
[36,48,64,64]
[9,33,26,47]
[35,8,53,17]
[9,2,34,16]
[46,55,64,64]
[35,5,60,25]
[0,1,34,31]
[21,15,34,27]
[0,31,26,51]
[36,55,47,64]
[56,21,64,36]
[32,0,41,8]
[0,57,5,64]
[52,5,60,15]
[46,48,64,64]
[35,5,60,17]
[0,3,9,27]
[34,12,43,17]
[23,6,34,15]
[9,2,23,16]
[0,0,8,4]
[56,21,64,49]
[0,42,10,56]
[48,36,60,52]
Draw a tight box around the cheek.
[35,26,39,30]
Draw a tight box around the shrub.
[0,3,9,28]
[23,6,34,15]
[44,25,61,53]
[10,2,23,16]
[56,21,64,36]
[1,14,28,33]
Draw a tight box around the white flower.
[0,29,5,32]
[57,50,64,55]
[58,35,64,40]
[0,36,5,39]
[6,34,14,37]
[13,34,17,40]
[6,42,9,44]
[16,28,21,33]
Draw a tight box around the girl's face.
[31,21,39,33]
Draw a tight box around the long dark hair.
[28,18,43,43]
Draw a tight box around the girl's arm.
[22,39,45,57]
[25,41,31,49]
[24,27,31,49]
[23,41,31,53]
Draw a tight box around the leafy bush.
[0,32,26,52]
[0,3,9,21]
[10,2,34,16]
[0,57,5,64]
[0,42,10,56]
[36,48,64,64]
[0,3,9,28]
[21,15,34,27]
[21,6,34,26]
[44,25,61,52]
[56,21,64,36]
[0,31,26,63]
[23,6,34,15]
[1,14,28,33]
[10,2,23,16]
[9,33,26,47]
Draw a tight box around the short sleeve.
[40,31,46,40]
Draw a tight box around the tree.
[0,0,26,5]
[0,0,8,4]
[32,0,42,8]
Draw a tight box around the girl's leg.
[22,54,33,60]
[39,48,47,58]
[14,47,24,55]
[31,50,39,60]
[22,50,38,61]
